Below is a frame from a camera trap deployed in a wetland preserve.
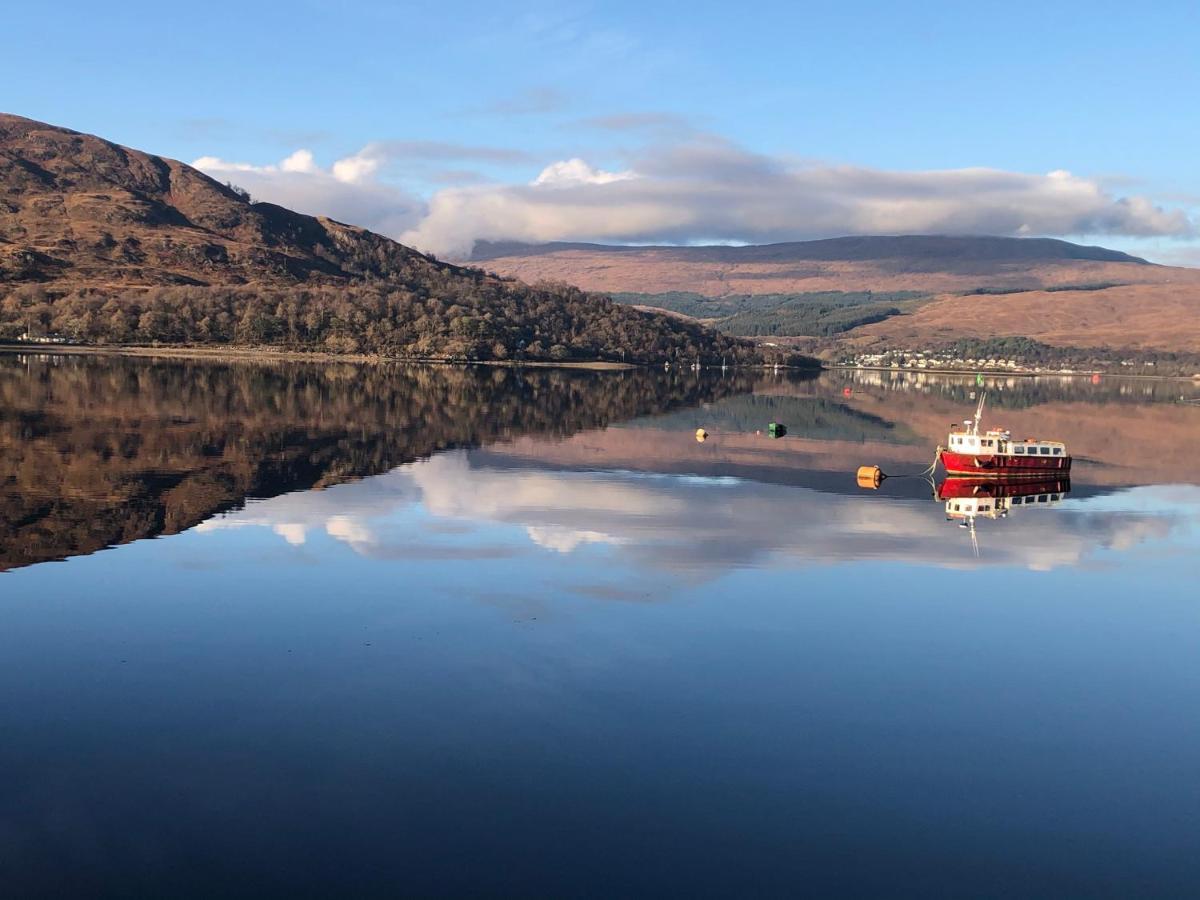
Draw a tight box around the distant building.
[18,332,71,344]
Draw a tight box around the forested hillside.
[0,114,811,366]
[612,290,927,337]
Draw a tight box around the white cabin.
[946,429,1068,459]
[945,489,1067,521]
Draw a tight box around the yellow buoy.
[695,428,708,442]
[856,465,883,489]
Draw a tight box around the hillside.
[468,236,1159,295]
[470,237,1200,360]
[0,113,802,366]
[472,236,1148,266]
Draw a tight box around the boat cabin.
[944,489,1067,521]
[946,428,1066,459]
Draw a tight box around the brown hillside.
[471,238,1200,353]
[468,237,1182,297]
[847,282,1200,353]
[0,114,801,366]
[0,112,446,288]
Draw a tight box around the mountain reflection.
[0,354,766,572]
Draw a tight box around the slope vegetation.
[470,237,1200,357]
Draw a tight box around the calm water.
[2,353,1199,897]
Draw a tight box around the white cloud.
[532,158,635,187]
[194,133,1194,261]
[402,138,1193,257]
[194,147,424,237]
[279,149,318,174]
[330,146,383,184]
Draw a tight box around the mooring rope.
[880,446,942,479]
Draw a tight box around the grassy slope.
[475,242,1200,355]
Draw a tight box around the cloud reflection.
[195,452,1194,577]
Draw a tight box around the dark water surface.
[2,353,1199,897]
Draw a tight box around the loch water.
[2,352,1199,897]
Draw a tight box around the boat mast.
[971,392,987,436]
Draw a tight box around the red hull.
[939,450,1071,477]
[937,477,1071,501]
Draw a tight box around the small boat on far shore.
[939,394,1071,477]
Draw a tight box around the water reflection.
[939,477,1072,521]
[3,351,1199,574]
[4,353,1200,897]
[189,451,1191,576]
[0,354,764,571]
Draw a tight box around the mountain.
[0,113,433,288]
[0,113,803,366]
[466,236,1157,298]
[469,236,1200,360]
[471,236,1148,266]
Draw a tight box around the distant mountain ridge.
[470,233,1200,358]
[471,236,1149,266]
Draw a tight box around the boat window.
[979,504,990,511]
[982,439,993,447]
[1037,495,1048,503]
[1050,494,1060,501]
[1053,447,1062,455]
[953,503,961,511]
[1014,446,1025,454]
[1040,447,1051,455]
[1012,497,1022,505]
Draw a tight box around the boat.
[938,394,1071,477]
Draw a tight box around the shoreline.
[3,345,1193,381]
[0,343,823,372]
[0,343,640,370]
[829,363,1200,383]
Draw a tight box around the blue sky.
[5,0,1198,261]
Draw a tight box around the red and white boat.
[938,394,1071,477]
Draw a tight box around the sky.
[5,0,1198,262]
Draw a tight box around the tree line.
[0,280,816,367]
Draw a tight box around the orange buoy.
[856,465,884,489]
[843,387,853,397]
[695,428,708,443]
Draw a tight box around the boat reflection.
[939,477,1072,522]
[937,477,1072,556]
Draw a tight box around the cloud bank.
[195,134,1192,259]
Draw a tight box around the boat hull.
[937,476,1071,501]
[939,450,1071,477]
